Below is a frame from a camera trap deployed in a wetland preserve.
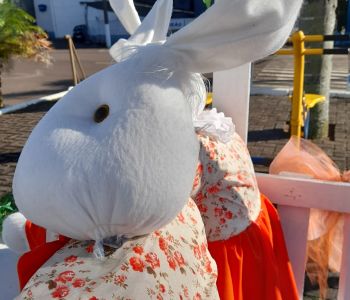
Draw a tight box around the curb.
[329,89,350,98]
[251,86,291,96]
[251,85,350,99]
[0,89,71,116]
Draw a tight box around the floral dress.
[191,133,261,241]
[191,132,299,300]
[16,199,219,300]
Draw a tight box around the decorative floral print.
[17,199,219,300]
[191,133,261,241]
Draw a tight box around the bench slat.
[213,64,251,143]
[278,206,310,299]
[257,173,350,213]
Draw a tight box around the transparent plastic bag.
[269,136,341,182]
[269,136,347,298]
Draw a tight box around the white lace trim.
[194,108,235,144]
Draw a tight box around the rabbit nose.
[94,104,110,123]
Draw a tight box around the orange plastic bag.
[269,136,346,299]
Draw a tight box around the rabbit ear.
[110,0,173,61]
[109,0,141,35]
[130,0,173,44]
[165,0,303,74]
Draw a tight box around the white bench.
[214,66,350,300]
[0,242,20,299]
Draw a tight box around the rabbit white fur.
[109,0,141,35]
[2,212,29,254]
[4,0,302,252]
[11,0,204,248]
[13,49,200,243]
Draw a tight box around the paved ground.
[3,41,349,105]
[2,41,111,106]
[252,55,349,90]
[248,95,350,173]
[1,44,349,299]
[249,55,350,176]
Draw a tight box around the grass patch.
[0,193,18,234]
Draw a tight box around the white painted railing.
[0,89,70,116]
[0,243,20,299]
[257,174,350,299]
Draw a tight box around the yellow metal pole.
[276,48,324,56]
[290,31,305,137]
[304,49,324,55]
[304,35,324,42]
[276,49,294,55]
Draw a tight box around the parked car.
[73,25,88,43]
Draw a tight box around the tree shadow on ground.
[4,89,65,99]
[0,152,21,164]
[248,128,289,142]
[9,101,57,114]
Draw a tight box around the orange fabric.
[18,221,70,290]
[25,221,47,250]
[208,194,298,300]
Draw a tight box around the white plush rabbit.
[3,0,302,298]
[11,0,200,248]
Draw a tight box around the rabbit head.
[13,0,302,244]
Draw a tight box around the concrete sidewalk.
[2,47,112,106]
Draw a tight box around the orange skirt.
[208,194,298,300]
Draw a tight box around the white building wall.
[33,0,192,41]
[33,0,127,40]
[33,0,55,36]
[50,0,86,38]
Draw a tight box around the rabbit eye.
[94,104,110,123]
